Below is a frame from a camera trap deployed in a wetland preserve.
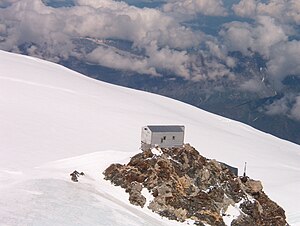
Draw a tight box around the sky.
[1,0,300,119]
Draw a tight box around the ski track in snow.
[0,76,77,94]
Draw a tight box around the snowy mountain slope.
[0,50,300,225]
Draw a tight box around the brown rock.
[103,145,288,226]
[244,179,263,194]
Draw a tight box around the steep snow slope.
[0,50,300,225]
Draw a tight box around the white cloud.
[256,0,300,25]
[220,21,253,56]
[163,0,227,20]
[0,23,6,34]
[232,0,257,18]
[0,0,238,81]
[229,0,300,92]
[0,0,201,50]
[267,40,300,88]
[0,0,18,8]
[85,41,234,80]
[0,0,206,77]
[239,79,266,93]
[233,0,300,25]
[85,42,194,78]
[290,96,300,121]
[265,96,289,116]
[145,42,191,78]
[264,94,300,122]
[190,51,234,81]
[71,0,201,49]
[86,46,158,76]
[0,0,75,59]
[205,40,236,68]
[220,16,287,58]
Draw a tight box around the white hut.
[141,125,185,150]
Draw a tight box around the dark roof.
[146,125,184,133]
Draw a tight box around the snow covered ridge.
[0,50,300,225]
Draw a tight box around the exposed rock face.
[103,144,287,225]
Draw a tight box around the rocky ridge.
[103,144,287,225]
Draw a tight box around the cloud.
[267,40,300,88]
[0,0,237,80]
[163,0,227,20]
[85,40,235,80]
[264,95,290,116]
[0,0,201,49]
[233,0,300,25]
[227,0,300,93]
[86,46,158,76]
[239,79,267,93]
[232,0,257,18]
[0,0,206,75]
[205,40,236,68]
[264,94,300,122]
[290,96,300,121]
[145,42,191,78]
[73,0,201,49]
[0,0,18,8]
[0,0,75,60]
[220,16,287,58]
[188,52,234,81]
[85,41,194,78]
[220,14,300,92]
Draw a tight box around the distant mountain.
[0,50,300,225]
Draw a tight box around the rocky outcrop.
[70,170,84,182]
[103,144,287,225]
